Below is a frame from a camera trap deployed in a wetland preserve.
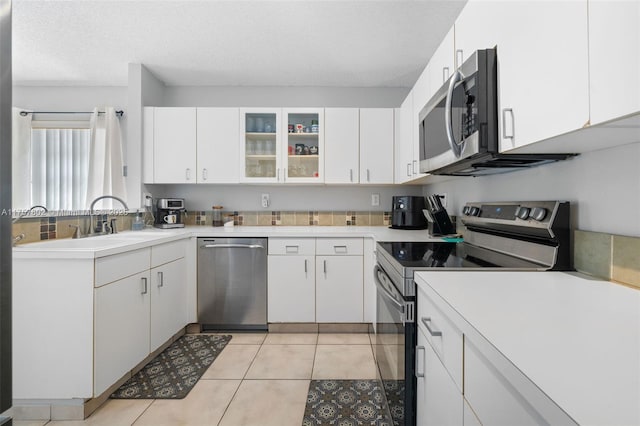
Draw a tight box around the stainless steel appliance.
[390,196,429,230]
[154,198,186,229]
[373,200,571,425]
[418,48,575,176]
[197,237,268,331]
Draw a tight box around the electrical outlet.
[143,192,153,207]
[261,193,270,208]
[439,193,448,208]
[371,193,380,207]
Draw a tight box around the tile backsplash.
[186,211,392,227]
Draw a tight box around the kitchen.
[1,1,639,426]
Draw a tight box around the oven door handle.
[373,265,404,312]
[445,69,464,158]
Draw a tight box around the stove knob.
[398,203,405,209]
[462,206,471,215]
[515,206,530,220]
[470,206,480,216]
[529,207,547,221]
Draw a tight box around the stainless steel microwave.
[418,48,575,176]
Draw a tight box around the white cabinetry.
[588,0,640,125]
[144,107,240,184]
[268,239,316,322]
[316,239,363,323]
[359,108,394,184]
[325,108,360,183]
[196,108,240,183]
[152,107,197,183]
[394,95,415,184]
[426,27,455,103]
[455,0,589,152]
[94,269,150,396]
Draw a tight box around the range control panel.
[461,201,560,223]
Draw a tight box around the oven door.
[373,264,416,426]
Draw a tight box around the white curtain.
[12,107,32,210]
[86,107,127,210]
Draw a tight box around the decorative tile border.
[185,211,393,228]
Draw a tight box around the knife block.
[427,210,455,236]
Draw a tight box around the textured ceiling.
[13,0,466,87]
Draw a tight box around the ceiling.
[13,0,465,88]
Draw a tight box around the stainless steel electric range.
[373,200,571,426]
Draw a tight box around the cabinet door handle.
[502,108,515,139]
[284,168,287,181]
[186,168,191,180]
[415,345,425,378]
[157,271,164,287]
[202,168,208,181]
[406,163,411,177]
[141,277,148,295]
[442,66,450,83]
[304,259,308,273]
[366,169,370,182]
[421,317,442,337]
[412,160,417,175]
[323,260,327,274]
[277,168,280,181]
[350,169,354,182]
[456,49,464,68]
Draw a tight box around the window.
[30,123,91,211]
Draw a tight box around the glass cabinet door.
[242,110,280,182]
[284,109,324,182]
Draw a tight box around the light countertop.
[414,270,640,426]
[13,225,442,259]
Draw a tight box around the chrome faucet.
[89,195,129,235]
[12,205,48,224]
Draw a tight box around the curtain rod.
[20,110,124,117]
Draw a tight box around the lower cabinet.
[316,255,363,322]
[267,237,364,323]
[150,257,187,351]
[94,270,151,396]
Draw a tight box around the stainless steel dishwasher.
[197,237,268,331]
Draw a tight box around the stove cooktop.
[377,241,546,272]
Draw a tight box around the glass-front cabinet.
[282,108,324,183]
[240,108,281,183]
[240,108,324,183]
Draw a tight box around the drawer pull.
[333,245,347,253]
[415,345,425,378]
[421,317,442,337]
[285,245,299,254]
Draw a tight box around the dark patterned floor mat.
[110,334,231,399]
[302,380,394,426]
[382,380,405,426]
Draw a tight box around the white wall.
[163,86,407,108]
[147,184,421,212]
[423,142,640,237]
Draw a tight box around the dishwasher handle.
[200,244,265,249]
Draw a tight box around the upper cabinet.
[283,108,325,183]
[394,93,415,184]
[425,27,455,105]
[455,0,590,152]
[325,108,360,184]
[588,0,640,125]
[359,108,395,184]
[240,108,282,183]
[144,107,241,184]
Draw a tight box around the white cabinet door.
[267,255,316,322]
[359,108,394,184]
[316,256,363,322]
[394,97,414,184]
[153,107,197,183]
[455,0,589,152]
[463,399,482,426]
[427,27,455,101]
[94,270,150,396]
[196,108,240,183]
[150,258,187,352]
[240,108,282,183]
[424,334,463,426]
[325,108,359,184]
[589,0,640,124]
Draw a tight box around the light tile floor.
[17,333,377,426]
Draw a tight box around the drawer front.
[316,238,363,256]
[151,239,187,268]
[268,238,315,256]
[417,284,463,391]
[95,248,151,287]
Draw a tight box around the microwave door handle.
[445,69,464,158]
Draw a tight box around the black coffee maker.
[390,196,429,230]
[154,198,186,229]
